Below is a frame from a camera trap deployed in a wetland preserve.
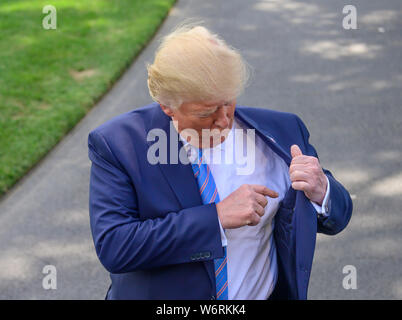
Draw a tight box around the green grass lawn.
[0,0,176,196]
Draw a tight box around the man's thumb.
[291,144,303,158]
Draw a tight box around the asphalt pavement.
[0,0,401,299]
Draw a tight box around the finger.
[247,213,261,226]
[289,170,310,183]
[291,144,303,158]
[251,184,279,198]
[253,202,265,217]
[255,193,268,208]
[290,155,312,165]
[289,163,311,175]
[291,180,310,192]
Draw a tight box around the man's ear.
[159,104,175,117]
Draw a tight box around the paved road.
[0,0,401,299]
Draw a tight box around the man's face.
[160,99,236,148]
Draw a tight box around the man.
[88,25,352,300]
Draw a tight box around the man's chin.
[204,128,231,149]
[182,125,233,149]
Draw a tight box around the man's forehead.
[204,100,224,106]
[180,99,232,113]
[192,100,226,109]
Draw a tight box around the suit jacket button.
[210,295,216,300]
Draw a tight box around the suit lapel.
[147,105,217,288]
[295,193,317,298]
[234,107,292,166]
[147,105,202,209]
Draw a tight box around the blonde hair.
[147,23,250,109]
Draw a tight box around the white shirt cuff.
[310,175,330,217]
[218,218,228,247]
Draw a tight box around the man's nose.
[214,107,230,128]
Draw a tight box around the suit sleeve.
[88,130,224,274]
[294,116,353,235]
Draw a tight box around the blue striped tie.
[190,148,228,300]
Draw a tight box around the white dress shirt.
[180,117,330,300]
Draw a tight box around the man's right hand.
[215,184,279,229]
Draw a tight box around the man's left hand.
[289,145,328,205]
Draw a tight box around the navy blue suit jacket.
[88,102,353,300]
